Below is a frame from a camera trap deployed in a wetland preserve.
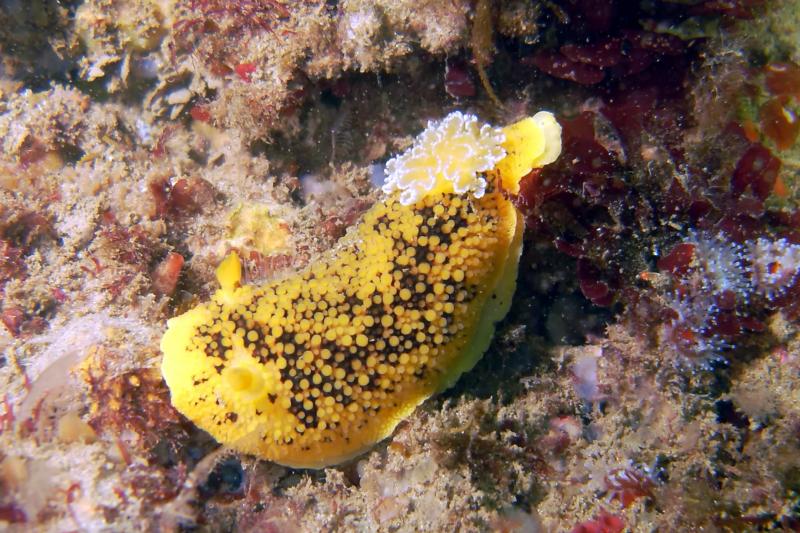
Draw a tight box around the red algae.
[189,104,212,122]
[175,0,290,40]
[527,51,606,85]
[0,239,25,290]
[151,252,184,297]
[657,242,696,275]
[525,26,689,88]
[561,38,623,68]
[603,467,655,508]
[234,62,257,82]
[759,97,799,150]
[688,0,766,18]
[444,60,477,98]
[149,176,215,219]
[577,258,614,307]
[765,62,800,99]
[731,143,781,201]
[0,504,27,524]
[241,250,296,284]
[571,510,625,533]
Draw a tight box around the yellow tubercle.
[160,111,561,468]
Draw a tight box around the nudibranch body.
[160,111,562,468]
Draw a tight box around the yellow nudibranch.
[160,111,562,468]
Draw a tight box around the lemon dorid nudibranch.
[160,111,562,468]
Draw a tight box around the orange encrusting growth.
[160,112,562,468]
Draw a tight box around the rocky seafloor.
[1,0,800,531]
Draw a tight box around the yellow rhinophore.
[160,111,562,468]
